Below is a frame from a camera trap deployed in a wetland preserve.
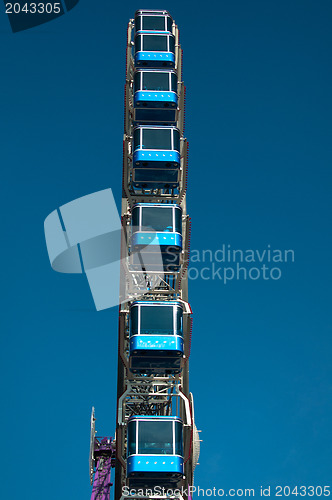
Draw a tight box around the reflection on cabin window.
[134,72,177,93]
[130,304,182,335]
[138,421,173,454]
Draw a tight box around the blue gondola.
[134,32,175,68]
[129,300,184,373]
[131,203,182,271]
[127,416,184,486]
[132,125,180,189]
[134,69,178,124]
[135,9,173,34]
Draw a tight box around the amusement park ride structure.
[47,9,201,500]
[89,10,201,500]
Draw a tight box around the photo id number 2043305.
[5,3,61,14]
[274,486,330,496]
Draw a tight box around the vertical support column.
[92,457,112,500]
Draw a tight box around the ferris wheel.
[44,9,201,500]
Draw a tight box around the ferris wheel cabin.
[129,300,184,374]
[134,32,175,68]
[127,415,184,486]
[132,125,180,189]
[134,69,178,124]
[130,203,182,271]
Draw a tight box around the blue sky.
[0,1,331,498]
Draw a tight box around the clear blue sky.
[1,1,331,498]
